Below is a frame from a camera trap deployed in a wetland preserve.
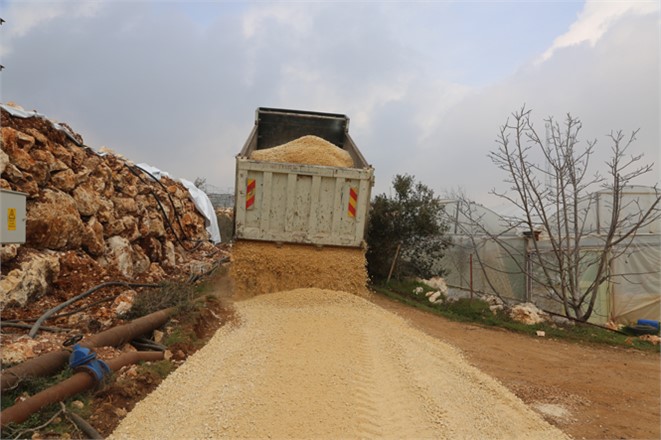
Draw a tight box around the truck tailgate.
[235,158,373,247]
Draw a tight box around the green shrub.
[366,174,451,281]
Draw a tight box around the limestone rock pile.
[0,104,215,310]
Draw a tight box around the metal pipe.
[28,281,160,338]
[82,307,174,348]
[1,307,174,391]
[0,351,70,391]
[1,351,164,427]
[469,253,474,302]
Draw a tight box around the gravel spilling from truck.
[230,240,369,297]
[109,288,568,440]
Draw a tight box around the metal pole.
[469,253,474,301]
[386,242,402,284]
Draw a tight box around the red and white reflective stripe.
[246,178,256,209]
[348,187,358,218]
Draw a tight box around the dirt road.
[372,294,661,440]
[110,289,566,439]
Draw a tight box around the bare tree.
[479,106,660,321]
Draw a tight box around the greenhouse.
[440,186,660,324]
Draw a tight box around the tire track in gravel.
[109,289,569,440]
[349,323,445,439]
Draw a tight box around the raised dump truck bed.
[234,108,374,248]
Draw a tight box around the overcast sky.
[1,0,659,208]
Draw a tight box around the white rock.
[1,338,40,363]
[153,330,165,344]
[510,302,547,325]
[0,253,60,307]
[106,236,134,277]
[429,291,442,303]
[420,277,449,295]
[0,244,19,263]
[0,148,9,174]
[163,240,176,268]
[114,301,133,316]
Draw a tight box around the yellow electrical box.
[0,189,27,244]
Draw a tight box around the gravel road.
[110,289,568,439]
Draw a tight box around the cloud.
[241,2,314,39]
[414,11,659,207]
[0,1,657,210]
[0,0,102,40]
[537,0,659,64]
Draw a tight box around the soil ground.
[370,294,661,440]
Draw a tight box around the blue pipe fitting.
[69,344,96,368]
[79,359,111,382]
[68,344,111,383]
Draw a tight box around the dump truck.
[231,107,374,296]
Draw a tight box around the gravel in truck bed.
[249,135,354,167]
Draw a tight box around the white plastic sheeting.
[441,192,660,324]
[529,237,661,325]
[134,163,172,181]
[440,201,527,302]
[179,178,221,244]
[441,235,527,303]
[441,200,520,236]
[137,163,221,244]
[572,186,660,235]
[610,237,661,323]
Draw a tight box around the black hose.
[541,308,629,335]
[130,337,167,352]
[124,164,190,249]
[28,282,159,338]
[64,409,103,439]
[126,164,209,253]
[133,164,189,239]
[1,322,71,333]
